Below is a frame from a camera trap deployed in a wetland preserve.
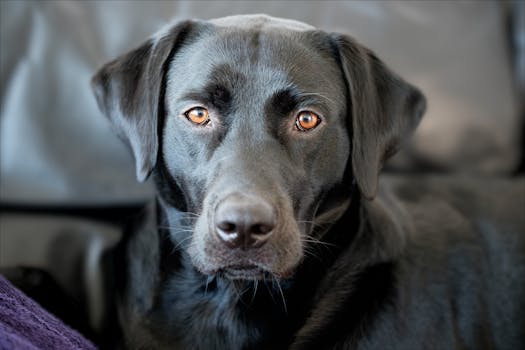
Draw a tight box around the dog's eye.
[185,107,210,125]
[295,111,321,131]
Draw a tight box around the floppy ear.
[91,21,194,182]
[331,34,426,200]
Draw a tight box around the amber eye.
[295,111,321,131]
[185,107,209,125]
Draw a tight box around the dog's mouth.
[188,191,304,282]
[221,264,270,280]
[217,263,296,281]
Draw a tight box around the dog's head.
[92,15,425,280]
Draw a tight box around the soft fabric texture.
[0,275,96,350]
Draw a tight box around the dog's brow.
[177,64,245,115]
[268,88,329,117]
[269,88,299,116]
[181,84,232,115]
[295,92,335,106]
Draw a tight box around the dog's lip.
[221,264,268,280]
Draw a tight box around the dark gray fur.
[92,15,525,350]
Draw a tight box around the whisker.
[204,275,214,297]
[232,281,247,303]
[171,235,194,252]
[157,226,195,232]
[272,274,288,314]
[302,247,325,263]
[301,237,336,247]
[182,212,200,217]
[297,220,336,230]
[251,278,259,303]
[262,275,278,306]
[241,283,253,297]
[297,220,316,224]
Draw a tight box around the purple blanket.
[0,275,96,350]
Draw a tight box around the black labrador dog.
[92,15,525,349]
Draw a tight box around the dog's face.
[92,15,425,280]
[162,19,350,279]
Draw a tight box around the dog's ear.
[331,34,426,200]
[91,21,195,182]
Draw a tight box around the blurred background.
[0,0,524,337]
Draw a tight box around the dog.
[91,15,525,349]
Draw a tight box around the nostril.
[251,224,273,235]
[218,221,237,234]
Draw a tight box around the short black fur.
[90,15,525,350]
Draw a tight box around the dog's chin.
[221,265,270,280]
[195,262,295,281]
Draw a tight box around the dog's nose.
[215,194,276,250]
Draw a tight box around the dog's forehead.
[208,14,315,32]
[166,20,344,113]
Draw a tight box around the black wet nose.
[215,194,276,250]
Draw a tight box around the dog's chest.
[146,275,294,349]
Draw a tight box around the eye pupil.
[301,114,312,123]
